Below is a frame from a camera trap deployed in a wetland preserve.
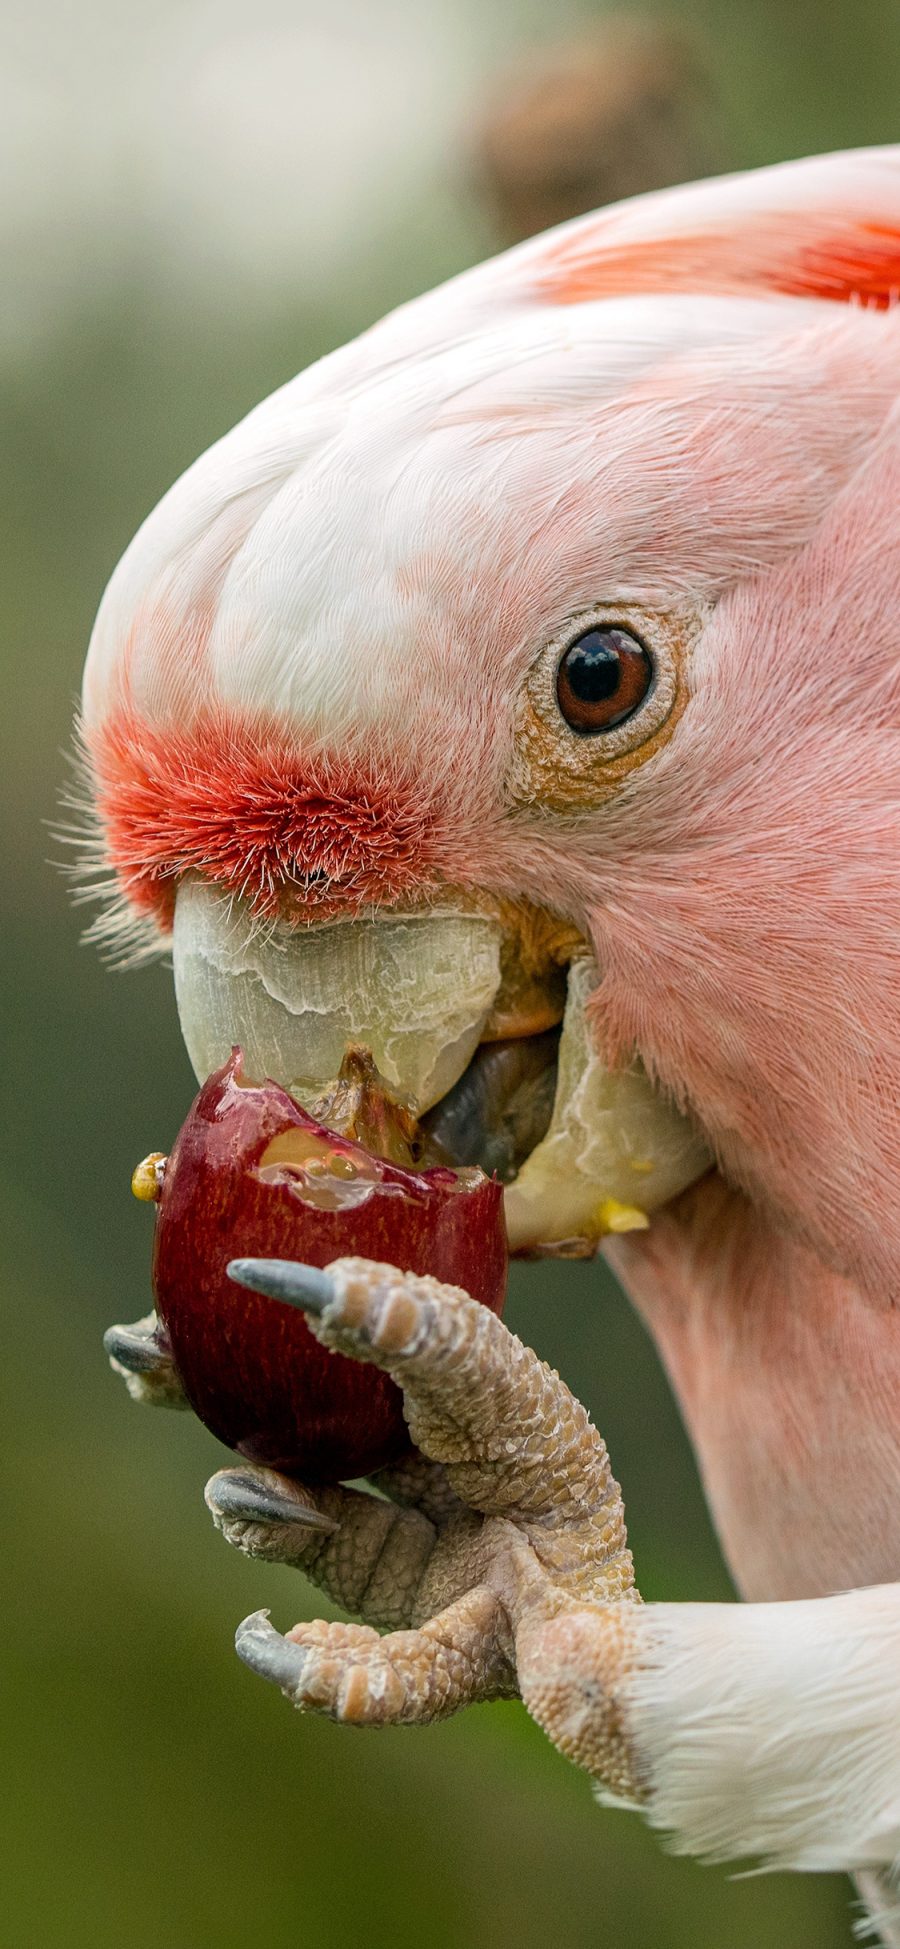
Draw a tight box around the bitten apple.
[149,1050,508,1481]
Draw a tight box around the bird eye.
[511,602,693,812]
[556,626,654,734]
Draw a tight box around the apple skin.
[152,1051,508,1482]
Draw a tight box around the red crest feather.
[508,150,900,311]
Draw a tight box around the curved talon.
[235,1610,310,1696]
[103,1312,187,1408]
[103,1316,167,1374]
[227,1259,335,1315]
[205,1467,338,1532]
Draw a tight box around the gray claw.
[103,1315,167,1374]
[235,1610,309,1696]
[104,1312,187,1408]
[227,1259,336,1315]
[205,1468,337,1532]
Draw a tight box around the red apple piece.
[149,1049,508,1482]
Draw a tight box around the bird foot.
[211,1254,642,1785]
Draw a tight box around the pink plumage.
[80,147,900,1924]
[80,144,900,1542]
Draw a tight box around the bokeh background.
[5,1,899,1942]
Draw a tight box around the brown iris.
[556,626,654,734]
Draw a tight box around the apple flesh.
[151,1050,508,1482]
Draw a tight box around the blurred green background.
[5,1,899,1942]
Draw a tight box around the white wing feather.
[614,1585,900,1918]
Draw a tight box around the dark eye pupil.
[563,633,623,702]
[556,625,653,734]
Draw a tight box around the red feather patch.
[536,218,900,310]
[83,707,445,930]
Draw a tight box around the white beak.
[172,877,710,1253]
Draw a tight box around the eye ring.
[508,601,700,813]
[556,625,654,735]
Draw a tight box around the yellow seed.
[131,1152,167,1202]
[594,1197,650,1235]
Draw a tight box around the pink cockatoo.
[82,149,900,1942]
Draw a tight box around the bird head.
[78,149,900,1292]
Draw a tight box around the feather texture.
[616,1584,900,1894]
[510,148,900,308]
